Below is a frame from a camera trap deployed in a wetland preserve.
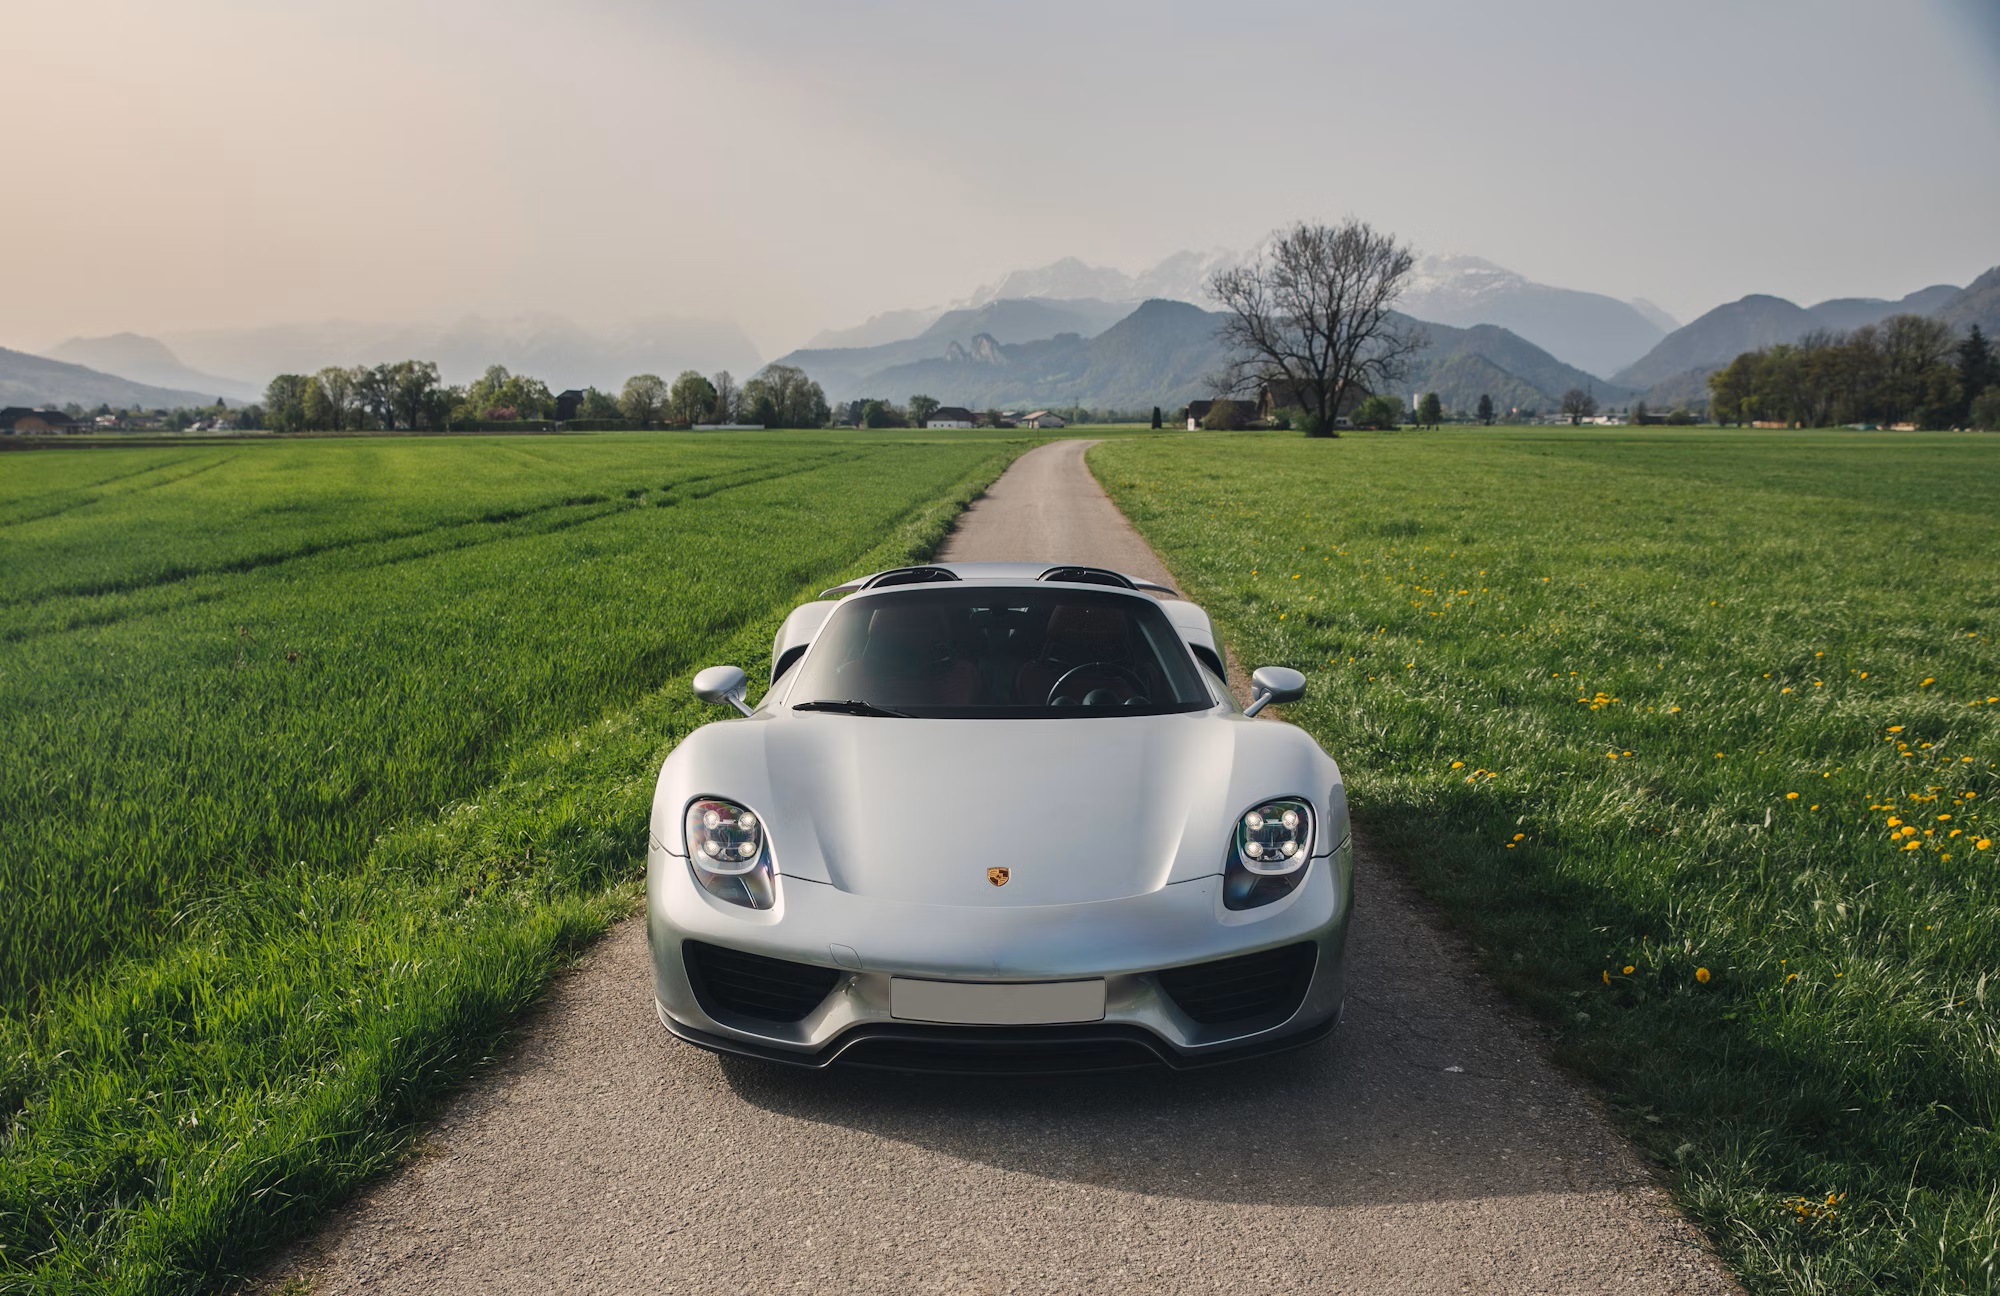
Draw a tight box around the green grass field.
[1092,427,1999,1296]
[0,431,1027,1293]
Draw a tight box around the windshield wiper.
[792,699,912,718]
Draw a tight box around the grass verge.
[1092,427,1999,1296]
[0,434,1020,1293]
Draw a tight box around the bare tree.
[1559,387,1598,424]
[1208,219,1425,437]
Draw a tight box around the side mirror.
[1244,665,1306,718]
[692,665,752,716]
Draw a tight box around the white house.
[1018,410,1067,429]
[925,406,976,429]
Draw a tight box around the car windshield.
[784,586,1215,718]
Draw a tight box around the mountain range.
[778,298,1631,415]
[0,346,227,410]
[1613,284,1966,392]
[47,333,262,403]
[811,249,1678,381]
[12,242,1995,419]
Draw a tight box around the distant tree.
[1970,385,2000,431]
[711,371,739,424]
[425,384,463,430]
[355,364,396,429]
[907,394,941,426]
[667,371,717,425]
[860,399,907,428]
[983,409,1006,428]
[1706,355,1753,426]
[1150,405,1163,429]
[1475,393,1494,426]
[1954,324,1994,426]
[235,404,265,431]
[1879,314,1958,427]
[455,365,553,422]
[263,374,311,433]
[1352,394,1402,430]
[385,361,443,430]
[620,374,668,427]
[310,366,360,431]
[1416,392,1443,428]
[1209,218,1425,437]
[579,387,623,420]
[1559,387,1598,424]
[1202,400,1244,431]
[741,364,830,428]
[1631,399,1649,427]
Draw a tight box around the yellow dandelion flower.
[1451,761,1465,769]
[1622,965,1635,974]
[1513,833,1526,841]
[1695,967,1711,983]
[1887,725,1904,733]
[1978,839,1992,850]
[1786,792,1800,800]
[1903,840,1922,851]
[1602,970,1611,985]
[1921,678,1935,687]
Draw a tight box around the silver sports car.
[646,562,1353,1073]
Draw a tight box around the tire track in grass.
[0,453,236,528]
[0,449,872,617]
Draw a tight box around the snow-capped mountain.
[1395,255,1668,378]
[816,244,1670,379]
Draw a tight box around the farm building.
[0,407,81,434]
[554,389,586,420]
[925,406,976,429]
[1018,411,1066,429]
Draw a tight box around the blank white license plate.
[889,977,1106,1025]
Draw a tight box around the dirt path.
[276,439,1738,1295]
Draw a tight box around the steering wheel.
[1046,661,1148,705]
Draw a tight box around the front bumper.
[646,838,1353,1070]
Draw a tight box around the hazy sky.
[8,0,1998,358]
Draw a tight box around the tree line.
[255,361,832,432]
[1706,317,1997,430]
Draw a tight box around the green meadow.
[1092,427,2000,1296]
[0,431,1024,1293]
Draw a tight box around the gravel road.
[274,439,1738,1295]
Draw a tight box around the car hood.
[657,711,1338,907]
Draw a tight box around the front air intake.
[684,941,842,1023]
[1156,943,1317,1026]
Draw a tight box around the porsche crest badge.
[987,867,1010,887]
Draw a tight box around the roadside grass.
[0,430,1024,1293]
[1092,427,2000,1296]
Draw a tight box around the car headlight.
[1224,797,1312,910]
[685,797,776,909]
